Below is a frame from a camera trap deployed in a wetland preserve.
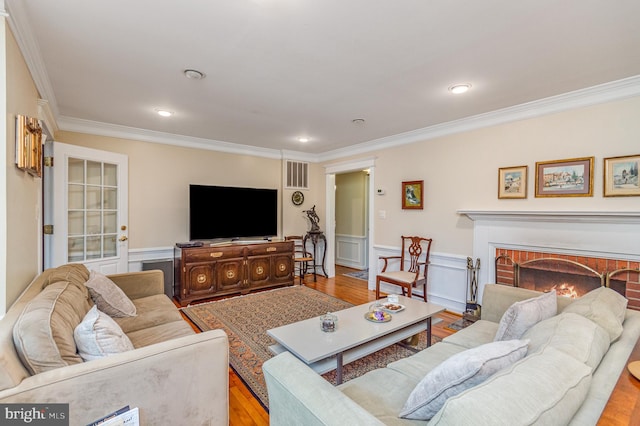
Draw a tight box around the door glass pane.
[68,211,84,235]
[66,157,120,262]
[87,161,102,185]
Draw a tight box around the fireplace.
[459,210,640,312]
[495,249,637,308]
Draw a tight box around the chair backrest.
[284,235,311,258]
[400,236,433,273]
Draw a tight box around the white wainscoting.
[371,245,469,313]
[335,234,368,270]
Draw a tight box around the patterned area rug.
[181,285,436,409]
[342,269,369,280]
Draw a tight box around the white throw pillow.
[74,305,135,361]
[563,286,628,342]
[85,270,136,317]
[494,290,557,341]
[399,339,529,420]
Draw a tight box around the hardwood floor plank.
[180,265,458,425]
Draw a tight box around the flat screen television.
[189,184,278,241]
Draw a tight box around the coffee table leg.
[336,353,343,384]
[427,317,432,347]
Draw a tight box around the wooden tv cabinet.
[173,240,294,306]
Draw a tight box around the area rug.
[342,268,369,280]
[181,285,436,409]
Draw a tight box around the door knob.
[119,235,128,242]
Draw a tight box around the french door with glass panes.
[49,142,128,273]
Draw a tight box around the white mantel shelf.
[458,210,640,224]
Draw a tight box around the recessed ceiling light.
[155,109,173,117]
[298,137,310,143]
[184,69,205,80]
[448,83,471,94]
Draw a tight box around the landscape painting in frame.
[498,165,527,199]
[535,157,594,197]
[402,180,423,209]
[604,154,640,197]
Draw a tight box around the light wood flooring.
[179,265,459,426]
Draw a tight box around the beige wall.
[4,25,41,309]
[54,131,326,247]
[361,96,640,256]
[335,171,367,236]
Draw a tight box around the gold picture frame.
[498,165,527,199]
[535,157,594,197]
[15,115,43,177]
[402,180,423,209]
[603,154,640,197]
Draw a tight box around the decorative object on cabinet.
[603,154,640,197]
[173,240,294,306]
[535,156,594,197]
[15,115,43,177]
[498,165,527,199]
[375,235,433,302]
[291,190,304,205]
[402,180,423,209]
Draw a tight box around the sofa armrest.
[263,352,385,426]
[108,270,164,299]
[0,330,229,425]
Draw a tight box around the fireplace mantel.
[457,209,640,304]
[458,210,640,224]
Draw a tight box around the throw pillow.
[563,286,628,342]
[494,290,557,341]
[74,305,135,361]
[85,270,137,317]
[399,339,529,420]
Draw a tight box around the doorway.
[334,170,369,271]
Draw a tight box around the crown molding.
[36,99,58,136]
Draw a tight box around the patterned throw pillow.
[85,270,137,317]
[399,339,529,420]
[494,290,557,341]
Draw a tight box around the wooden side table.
[597,336,640,425]
[303,231,328,278]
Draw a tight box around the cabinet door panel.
[271,254,294,282]
[185,263,215,297]
[215,258,245,291]
[247,256,271,286]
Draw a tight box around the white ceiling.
[7,1,640,158]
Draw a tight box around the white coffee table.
[267,296,445,384]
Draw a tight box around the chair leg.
[375,278,382,300]
[422,282,427,302]
[407,286,412,299]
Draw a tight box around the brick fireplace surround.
[459,210,640,310]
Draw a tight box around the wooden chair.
[376,236,432,302]
[285,236,314,285]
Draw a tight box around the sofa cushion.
[126,320,195,348]
[114,294,184,334]
[442,320,499,349]
[74,306,135,361]
[494,290,557,341]
[399,339,529,420]
[563,286,628,342]
[13,281,92,374]
[430,346,592,426]
[386,341,468,382]
[85,270,136,318]
[522,312,610,369]
[43,263,90,293]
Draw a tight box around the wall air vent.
[285,160,309,189]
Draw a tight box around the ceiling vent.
[285,160,309,189]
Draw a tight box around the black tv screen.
[189,184,278,240]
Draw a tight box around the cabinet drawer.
[183,246,244,262]
[247,242,293,256]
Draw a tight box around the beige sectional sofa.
[263,284,640,425]
[0,264,229,425]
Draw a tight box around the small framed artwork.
[15,114,43,177]
[535,157,594,197]
[603,154,640,197]
[402,180,423,209]
[498,165,528,199]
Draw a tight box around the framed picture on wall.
[498,165,527,199]
[535,157,594,197]
[603,154,640,197]
[402,180,423,209]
